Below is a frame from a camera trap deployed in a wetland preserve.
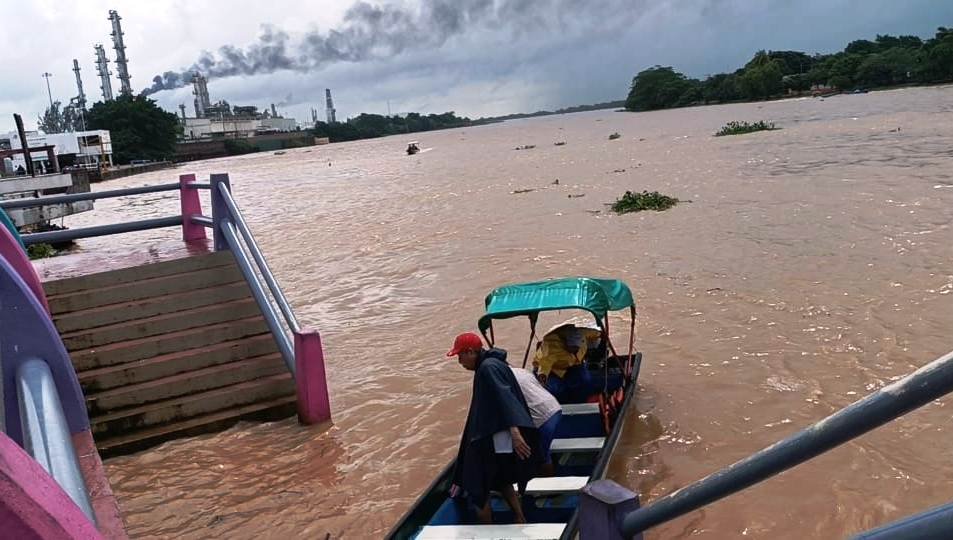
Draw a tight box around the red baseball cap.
[447,332,484,357]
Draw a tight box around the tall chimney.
[325,88,336,124]
[192,73,210,117]
[94,44,114,101]
[72,59,87,111]
[108,10,133,96]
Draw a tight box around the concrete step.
[78,333,277,393]
[94,395,298,457]
[86,353,287,414]
[47,263,244,315]
[60,297,261,351]
[54,281,252,334]
[90,374,295,437]
[71,316,271,372]
[43,250,235,297]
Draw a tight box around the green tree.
[845,39,878,55]
[918,27,953,82]
[626,66,697,111]
[86,95,180,164]
[38,101,66,134]
[880,47,918,83]
[828,54,864,88]
[739,60,783,99]
[855,54,893,87]
[701,73,741,103]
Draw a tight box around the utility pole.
[41,72,54,108]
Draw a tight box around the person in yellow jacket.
[534,324,601,402]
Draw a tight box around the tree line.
[311,112,471,142]
[626,27,953,111]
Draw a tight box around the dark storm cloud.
[140,0,640,95]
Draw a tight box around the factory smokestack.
[72,59,87,111]
[109,10,133,96]
[192,73,210,117]
[325,89,336,124]
[94,44,114,101]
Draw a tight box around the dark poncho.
[451,348,542,509]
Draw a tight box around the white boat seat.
[550,437,605,453]
[560,403,600,415]
[522,476,589,495]
[417,523,567,539]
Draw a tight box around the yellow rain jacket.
[534,327,601,378]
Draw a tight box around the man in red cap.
[447,332,541,524]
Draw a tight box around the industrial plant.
[178,74,297,140]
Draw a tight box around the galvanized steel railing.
[209,174,300,376]
[15,357,96,523]
[0,182,192,246]
[587,349,953,539]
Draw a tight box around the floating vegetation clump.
[714,120,779,136]
[608,132,622,140]
[611,190,679,214]
[27,243,57,260]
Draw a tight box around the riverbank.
[93,161,174,182]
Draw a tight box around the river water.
[51,86,953,538]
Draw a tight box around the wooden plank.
[551,437,605,453]
[42,250,234,297]
[523,476,589,495]
[561,403,600,415]
[417,523,566,539]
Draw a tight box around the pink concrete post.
[0,432,103,540]
[72,431,128,539]
[294,330,332,425]
[0,222,50,314]
[179,173,207,242]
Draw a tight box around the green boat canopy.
[478,277,635,334]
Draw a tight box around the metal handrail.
[619,349,953,537]
[22,215,183,246]
[0,182,181,209]
[219,220,296,374]
[216,182,300,332]
[853,500,953,539]
[190,215,214,227]
[16,357,96,523]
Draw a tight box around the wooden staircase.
[44,251,297,457]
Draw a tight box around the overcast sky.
[2,0,951,132]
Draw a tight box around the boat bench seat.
[417,523,566,539]
[523,476,589,496]
[560,403,600,415]
[550,437,605,453]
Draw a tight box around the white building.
[0,130,113,172]
[181,116,297,140]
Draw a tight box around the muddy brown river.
[47,86,953,538]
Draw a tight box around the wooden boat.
[386,277,643,540]
[407,141,420,155]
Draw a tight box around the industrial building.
[179,73,297,139]
[1,130,113,172]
